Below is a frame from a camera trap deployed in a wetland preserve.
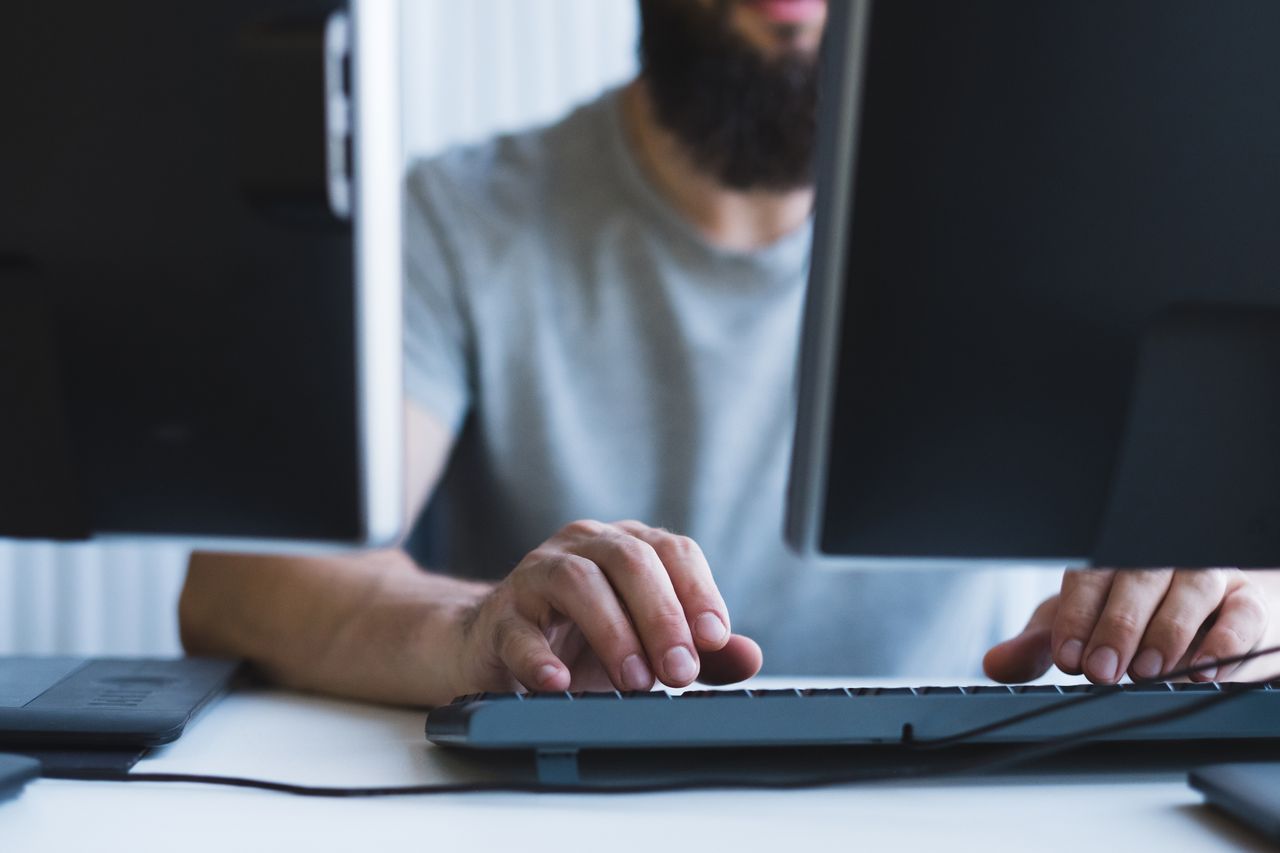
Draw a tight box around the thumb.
[983,594,1059,684]
[696,634,763,686]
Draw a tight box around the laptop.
[0,657,239,775]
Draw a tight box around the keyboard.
[427,682,1280,756]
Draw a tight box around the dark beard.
[636,0,820,192]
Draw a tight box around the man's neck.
[620,79,814,253]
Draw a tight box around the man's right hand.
[180,406,761,708]
[443,519,763,699]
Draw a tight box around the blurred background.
[0,0,640,657]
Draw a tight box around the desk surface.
[0,679,1270,852]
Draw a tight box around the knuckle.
[1146,611,1199,646]
[646,607,693,638]
[520,548,559,569]
[1066,569,1112,591]
[1180,567,1227,598]
[663,534,703,562]
[1231,589,1269,626]
[1126,567,1173,588]
[595,615,639,650]
[1056,603,1101,637]
[1100,610,1146,640]
[612,538,658,574]
[1211,622,1253,654]
[561,519,606,539]
[548,554,601,588]
[613,519,649,531]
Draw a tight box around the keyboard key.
[749,689,802,698]
[526,691,573,701]
[573,691,621,700]
[920,686,964,695]
[1013,685,1063,694]
[968,686,1014,694]
[620,691,672,699]
[678,690,751,699]
[1173,682,1222,692]
[798,688,850,697]
[1125,682,1174,692]
[869,687,917,696]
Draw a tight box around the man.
[180,0,1280,707]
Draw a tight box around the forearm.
[179,549,492,707]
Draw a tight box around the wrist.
[406,591,488,707]
[336,561,492,706]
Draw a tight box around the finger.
[491,615,571,693]
[569,530,700,687]
[1129,569,1228,680]
[1051,569,1116,675]
[613,521,731,652]
[1081,568,1174,683]
[1189,580,1269,682]
[983,594,1058,683]
[518,550,653,692]
[696,634,764,685]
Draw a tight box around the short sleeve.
[402,163,474,432]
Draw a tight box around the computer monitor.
[788,0,1280,569]
[0,0,402,548]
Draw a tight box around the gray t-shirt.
[403,89,1029,676]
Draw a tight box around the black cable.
[910,642,1280,750]
[941,683,1256,778]
[40,644,1280,796]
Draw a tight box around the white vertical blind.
[0,540,190,656]
[0,0,640,657]
[401,0,638,159]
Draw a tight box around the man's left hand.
[983,568,1280,684]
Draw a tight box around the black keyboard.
[426,682,1280,755]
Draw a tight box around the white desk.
[0,680,1269,853]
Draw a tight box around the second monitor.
[0,0,402,548]
[788,0,1280,569]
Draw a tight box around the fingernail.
[621,654,652,691]
[1132,648,1164,680]
[1086,646,1120,683]
[695,612,728,644]
[664,646,697,683]
[1058,639,1084,672]
[1191,656,1219,682]
[537,664,563,688]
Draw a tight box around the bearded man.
[179,0,1279,704]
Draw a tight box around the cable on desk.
[40,644,1280,797]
